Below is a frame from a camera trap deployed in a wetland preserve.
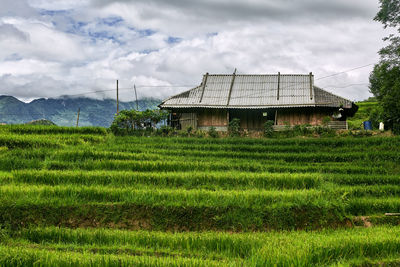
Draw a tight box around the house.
[159,72,358,131]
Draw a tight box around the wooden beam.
[76,108,80,127]
[277,72,280,101]
[116,80,119,114]
[309,72,313,100]
[199,73,209,103]
[274,109,278,125]
[226,68,237,106]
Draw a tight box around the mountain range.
[0,95,161,127]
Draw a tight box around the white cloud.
[0,0,391,102]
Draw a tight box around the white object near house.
[379,122,384,131]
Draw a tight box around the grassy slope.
[348,101,379,129]
[0,125,400,266]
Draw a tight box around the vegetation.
[1,125,400,265]
[228,118,241,137]
[110,109,168,135]
[347,101,379,129]
[25,119,56,126]
[369,0,400,134]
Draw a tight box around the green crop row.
[0,125,107,135]
[46,148,400,163]
[4,170,400,190]
[0,184,324,208]
[8,170,323,190]
[2,226,400,266]
[41,159,397,175]
[98,138,400,153]
[109,135,400,147]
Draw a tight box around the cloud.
[91,0,379,36]
[0,23,29,42]
[0,0,390,102]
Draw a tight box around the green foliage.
[110,109,168,136]
[208,126,219,138]
[228,118,241,137]
[369,106,384,129]
[371,1,400,133]
[375,0,400,66]
[370,64,400,133]
[263,120,274,137]
[25,119,56,126]
[322,116,331,126]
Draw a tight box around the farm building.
[159,72,358,131]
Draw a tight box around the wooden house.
[159,72,358,131]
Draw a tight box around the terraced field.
[1,125,400,266]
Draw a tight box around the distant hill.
[0,96,161,127]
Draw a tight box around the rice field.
[1,125,400,266]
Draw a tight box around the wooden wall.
[229,110,269,130]
[172,108,335,130]
[197,109,228,127]
[276,109,331,126]
[180,113,197,129]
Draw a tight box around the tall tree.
[370,0,400,133]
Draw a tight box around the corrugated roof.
[160,73,353,109]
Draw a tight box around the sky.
[0,0,391,102]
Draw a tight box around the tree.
[110,109,168,135]
[370,0,400,133]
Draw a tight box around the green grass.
[2,226,400,266]
[348,101,379,130]
[0,125,400,265]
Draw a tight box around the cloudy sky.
[0,0,390,102]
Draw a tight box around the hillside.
[1,126,400,265]
[348,101,379,129]
[0,96,161,127]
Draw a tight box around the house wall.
[229,110,270,130]
[172,108,336,131]
[276,109,332,126]
[197,109,228,131]
[180,113,197,129]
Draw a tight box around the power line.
[52,85,197,98]
[323,83,369,89]
[315,63,375,81]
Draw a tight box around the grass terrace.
[0,125,400,266]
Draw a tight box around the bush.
[194,130,206,138]
[264,121,274,137]
[322,116,331,126]
[110,109,168,136]
[208,127,219,138]
[369,107,383,130]
[228,118,241,137]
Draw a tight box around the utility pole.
[134,84,139,111]
[116,80,119,115]
[76,108,80,127]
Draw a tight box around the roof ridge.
[206,73,314,76]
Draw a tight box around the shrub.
[110,109,168,136]
[264,121,275,137]
[369,107,383,130]
[322,116,331,126]
[208,127,219,138]
[194,130,206,138]
[228,118,241,137]
[187,126,193,136]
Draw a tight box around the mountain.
[0,96,161,127]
